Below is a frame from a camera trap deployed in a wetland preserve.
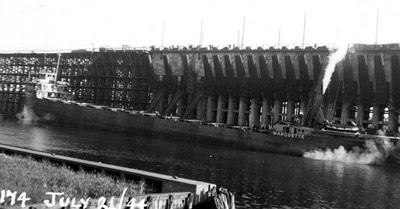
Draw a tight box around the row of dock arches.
[1,46,399,133]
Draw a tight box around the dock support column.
[249,99,260,128]
[388,104,397,133]
[325,103,335,121]
[227,96,237,125]
[340,103,350,125]
[286,100,294,122]
[261,98,270,128]
[177,96,186,117]
[357,104,364,125]
[216,96,226,123]
[187,94,196,119]
[206,95,216,122]
[273,99,282,123]
[158,94,169,114]
[238,96,248,126]
[372,104,380,128]
[196,96,207,121]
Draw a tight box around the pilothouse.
[35,71,72,100]
[35,54,72,101]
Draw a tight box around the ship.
[25,55,400,163]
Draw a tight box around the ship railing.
[207,122,227,128]
[318,129,361,138]
[129,110,144,115]
[226,125,250,131]
[76,103,90,107]
[140,112,159,117]
[359,133,400,141]
[89,105,108,109]
[114,108,131,113]
[160,115,180,121]
[61,100,74,104]
[181,119,205,125]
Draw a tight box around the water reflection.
[29,126,51,150]
[1,120,400,208]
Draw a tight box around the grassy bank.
[0,153,144,204]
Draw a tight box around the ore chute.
[302,45,349,127]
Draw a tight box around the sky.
[0,0,399,51]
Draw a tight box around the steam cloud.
[322,44,349,93]
[16,105,39,124]
[303,139,395,164]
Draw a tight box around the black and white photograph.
[1,0,400,208]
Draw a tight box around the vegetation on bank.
[0,154,144,204]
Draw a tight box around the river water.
[1,120,400,209]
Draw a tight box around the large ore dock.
[1,44,400,147]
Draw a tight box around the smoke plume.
[322,44,349,93]
[303,139,395,165]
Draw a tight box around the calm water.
[1,120,400,209]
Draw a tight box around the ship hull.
[28,96,368,157]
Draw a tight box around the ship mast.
[54,53,61,83]
[302,13,307,47]
[241,16,245,49]
[199,19,203,47]
[278,29,281,48]
[375,9,379,44]
[161,20,165,48]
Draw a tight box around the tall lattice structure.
[0,50,153,116]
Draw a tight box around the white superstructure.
[35,71,72,100]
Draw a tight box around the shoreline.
[0,143,218,208]
[0,153,145,206]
